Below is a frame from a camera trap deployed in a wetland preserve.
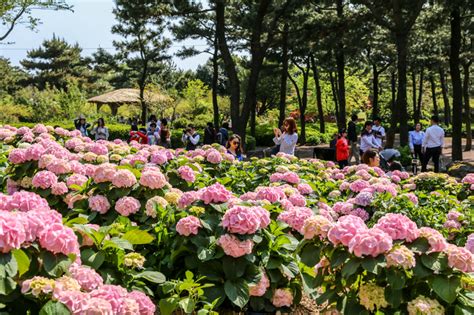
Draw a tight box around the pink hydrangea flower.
[418,227,448,253]
[176,216,202,236]
[93,163,116,183]
[297,183,313,195]
[466,234,474,254]
[6,191,50,212]
[349,208,370,222]
[127,290,156,315]
[32,124,48,134]
[69,263,103,291]
[88,143,109,155]
[67,174,88,189]
[115,197,141,216]
[51,182,68,195]
[354,191,373,207]
[39,223,80,256]
[0,211,26,252]
[199,182,232,204]
[374,213,419,242]
[447,210,462,221]
[89,285,128,314]
[112,169,137,188]
[150,151,168,165]
[240,192,257,201]
[302,215,334,240]
[288,193,306,207]
[178,166,196,183]
[25,144,46,161]
[221,206,261,235]
[462,174,474,185]
[140,169,167,189]
[253,206,271,229]
[443,220,462,230]
[32,170,58,189]
[277,207,313,233]
[46,159,72,175]
[255,186,286,203]
[178,191,200,209]
[272,288,293,308]
[56,290,89,314]
[445,245,474,273]
[333,202,354,215]
[249,272,270,297]
[349,179,370,193]
[270,173,284,182]
[385,245,416,269]
[206,149,222,164]
[348,228,393,257]
[328,215,368,246]
[403,193,418,205]
[88,195,111,214]
[217,234,254,257]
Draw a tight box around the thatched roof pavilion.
[88,88,171,115]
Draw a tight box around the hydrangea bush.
[0,123,473,314]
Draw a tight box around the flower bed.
[0,123,473,314]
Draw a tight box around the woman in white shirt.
[359,121,381,155]
[273,118,298,155]
[91,118,109,141]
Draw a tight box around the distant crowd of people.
[73,113,446,172]
[333,114,445,173]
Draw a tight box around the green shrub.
[245,135,256,151]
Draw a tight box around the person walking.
[74,114,90,137]
[159,118,171,148]
[360,121,381,155]
[336,129,350,169]
[217,122,229,146]
[347,114,359,164]
[409,123,425,160]
[204,122,217,145]
[90,118,109,141]
[421,116,444,173]
[273,118,298,155]
[372,117,385,148]
[182,125,200,151]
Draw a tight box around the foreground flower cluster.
[0,123,473,314]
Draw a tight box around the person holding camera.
[90,118,109,141]
[182,125,200,151]
[372,117,385,148]
[360,121,381,155]
[273,118,298,155]
[74,114,91,137]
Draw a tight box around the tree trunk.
[463,62,472,151]
[211,34,220,130]
[215,0,240,134]
[335,0,346,130]
[278,23,289,128]
[439,67,451,125]
[449,4,463,161]
[329,71,339,125]
[412,71,417,120]
[310,55,325,133]
[415,67,424,123]
[288,58,310,144]
[139,86,147,125]
[372,64,379,119]
[430,74,438,117]
[395,32,409,146]
[250,103,256,137]
[386,71,397,148]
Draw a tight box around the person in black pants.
[347,114,359,164]
[421,116,444,173]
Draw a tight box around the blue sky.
[0,0,207,70]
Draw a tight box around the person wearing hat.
[74,114,91,137]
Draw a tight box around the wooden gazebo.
[87,88,171,116]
